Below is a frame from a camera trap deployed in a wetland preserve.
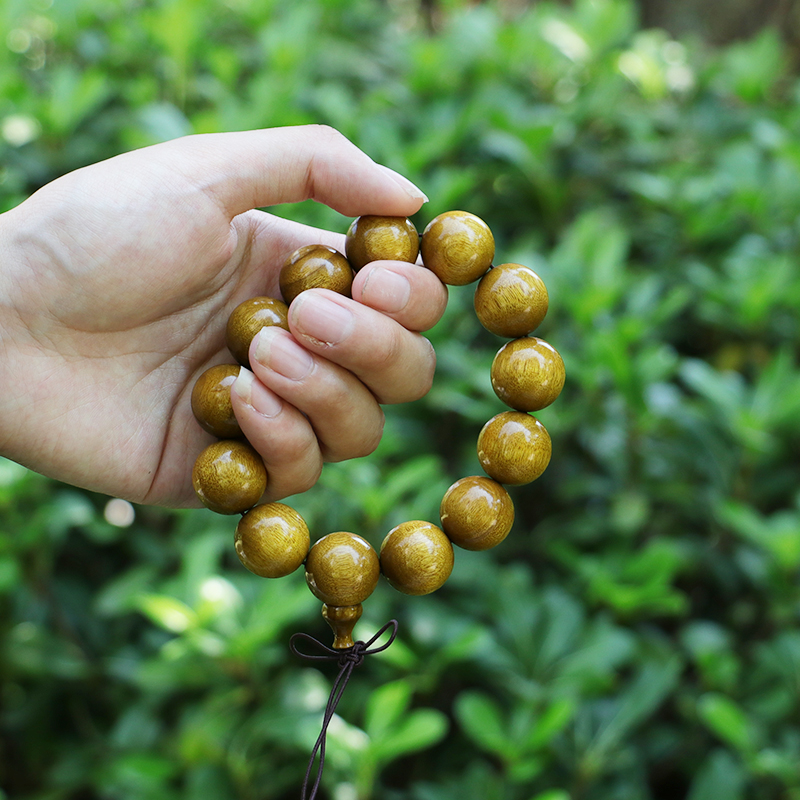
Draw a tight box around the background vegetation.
[2,0,800,798]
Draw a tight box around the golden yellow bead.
[322,603,363,650]
[380,521,454,596]
[234,503,310,578]
[226,296,289,368]
[280,244,354,305]
[491,337,565,412]
[477,411,551,485]
[440,476,514,551]
[304,532,380,606]
[192,440,267,515]
[191,364,242,439]
[420,210,495,285]
[474,263,549,338]
[345,215,419,271]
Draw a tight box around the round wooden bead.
[491,337,566,412]
[477,411,551,485]
[234,502,310,578]
[279,244,354,305]
[304,532,380,606]
[440,476,514,551]
[345,215,419,271]
[380,521,454,596]
[226,296,289,368]
[191,364,242,439]
[474,263,549,337]
[192,440,267,515]
[420,210,494,285]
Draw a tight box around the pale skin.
[0,125,448,507]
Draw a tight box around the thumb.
[155,125,428,220]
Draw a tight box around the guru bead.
[380,521,454,596]
[191,364,242,439]
[491,337,566,412]
[345,215,419,271]
[226,296,289,369]
[304,532,380,606]
[477,411,552,485]
[192,440,267,515]
[440,476,514,551]
[322,603,363,650]
[474,263,549,338]
[234,502,310,578]
[420,210,495,285]
[279,244,354,305]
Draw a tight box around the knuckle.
[363,328,404,373]
[288,445,323,495]
[323,409,384,462]
[307,123,345,147]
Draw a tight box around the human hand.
[0,125,447,507]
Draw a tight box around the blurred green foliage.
[2,0,800,798]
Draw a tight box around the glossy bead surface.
[305,532,380,606]
[440,476,514,551]
[323,603,363,650]
[345,215,419,271]
[491,337,565,412]
[477,411,551,485]
[226,296,289,368]
[420,210,494,285]
[280,244,354,305]
[191,364,242,439]
[192,440,267,514]
[380,521,454,596]
[235,503,309,578]
[474,263,549,337]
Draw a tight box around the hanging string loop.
[289,620,399,800]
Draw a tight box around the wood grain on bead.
[345,215,419,271]
[234,502,309,578]
[323,603,363,650]
[440,476,514,551]
[474,263,549,338]
[191,364,242,439]
[304,532,380,606]
[226,296,289,368]
[491,337,565,412]
[420,210,495,285]
[192,440,267,515]
[280,244,354,305]
[477,411,552,485]
[380,521,454,596]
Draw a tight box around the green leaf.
[364,680,413,742]
[697,693,755,753]
[525,698,577,750]
[368,709,449,765]
[455,691,509,757]
[687,749,746,800]
[588,656,682,758]
[137,594,198,633]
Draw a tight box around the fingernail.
[232,366,282,417]
[253,327,314,380]
[361,266,411,313]
[290,292,354,346]
[377,164,429,203]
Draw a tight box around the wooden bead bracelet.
[190,211,565,649]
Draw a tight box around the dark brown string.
[289,620,399,800]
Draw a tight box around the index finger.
[153,125,428,219]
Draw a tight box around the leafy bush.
[2,1,800,798]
